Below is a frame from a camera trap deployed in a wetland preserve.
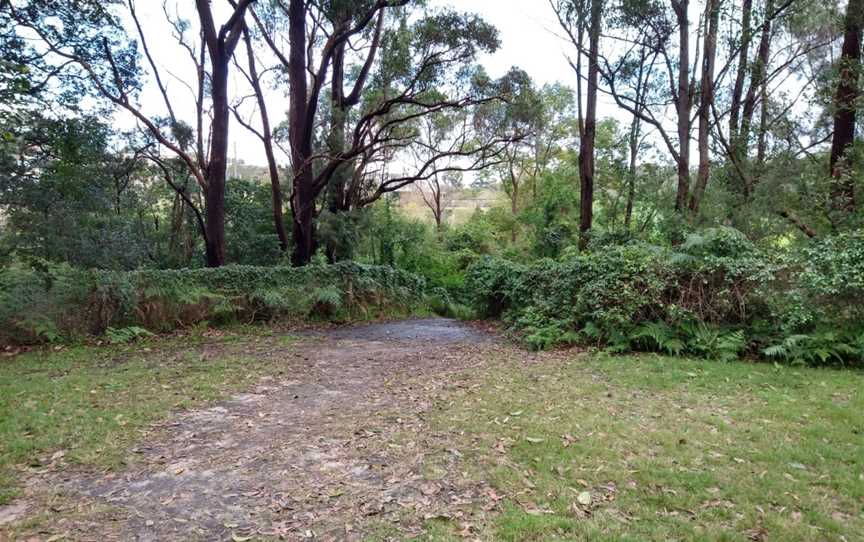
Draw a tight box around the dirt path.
[10,319,503,541]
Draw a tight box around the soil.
[3,318,506,542]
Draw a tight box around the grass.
[2,329,862,541]
[425,351,864,541]
[0,328,298,505]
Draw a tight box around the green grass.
[0,331,298,505]
[425,352,864,541]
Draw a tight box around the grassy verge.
[427,352,864,541]
[0,327,299,505]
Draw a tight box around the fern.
[684,323,745,362]
[630,321,684,355]
[308,287,343,318]
[105,326,153,344]
[763,331,860,366]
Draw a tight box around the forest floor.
[1,319,862,541]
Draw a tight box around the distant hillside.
[394,186,503,225]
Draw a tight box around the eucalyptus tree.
[249,0,505,265]
[6,0,257,267]
[828,0,863,225]
[552,0,604,248]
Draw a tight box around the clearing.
[0,319,862,541]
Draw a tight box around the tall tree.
[8,0,256,267]
[195,0,257,266]
[233,25,290,253]
[729,0,754,144]
[689,0,721,214]
[828,0,863,223]
[254,0,503,265]
[671,0,692,212]
[579,0,603,248]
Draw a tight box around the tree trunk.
[288,0,316,266]
[736,0,774,198]
[625,120,639,230]
[673,0,691,212]
[689,0,720,214]
[729,0,753,143]
[509,166,519,244]
[196,0,256,267]
[203,56,229,268]
[579,0,602,250]
[625,48,649,231]
[242,27,288,253]
[829,0,863,223]
[324,41,354,263]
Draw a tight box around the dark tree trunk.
[689,0,720,214]
[737,0,774,198]
[288,0,317,266]
[579,0,602,250]
[673,0,691,212]
[829,0,863,223]
[196,0,255,267]
[729,0,753,143]
[204,59,229,267]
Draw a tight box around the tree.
[410,113,468,230]
[232,25,290,253]
[688,0,721,214]
[578,0,603,248]
[828,0,863,224]
[477,71,577,243]
[8,0,256,267]
[251,0,504,264]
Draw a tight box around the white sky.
[119,0,817,170]
[122,0,605,168]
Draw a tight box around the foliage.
[0,262,431,345]
[465,229,863,365]
[104,326,154,345]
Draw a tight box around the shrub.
[0,262,430,345]
[465,228,862,365]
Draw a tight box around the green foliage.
[0,262,431,345]
[762,329,863,366]
[465,229,863,365]
[309,287,344,319]
[104,326,153,345]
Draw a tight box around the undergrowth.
[0,262,434,345]
[466,228,864,365]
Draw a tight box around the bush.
[465,228,863,365]
[0,262,430,345]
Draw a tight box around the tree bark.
[288,0,317,266]
[672,0,692,212]
[689,0,720,214]
[736,0,774,198]
[579,0,602,250]
[828,0,863,223]
[729,0,753,143]
[196,0,255,267]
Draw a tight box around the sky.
[123,0,596,168]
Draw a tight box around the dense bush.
[0,261,430,345]
[466,228,864,365]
